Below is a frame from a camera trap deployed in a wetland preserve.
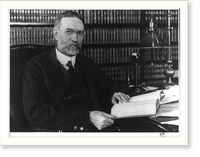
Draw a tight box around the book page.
[160,96,178,105]
[111,99,159,119]
[155,85,179,104]
[129,90,163,103]
[156,102,179,117]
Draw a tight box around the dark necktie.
[66,61,76,77]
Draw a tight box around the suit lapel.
[45,49,64,105]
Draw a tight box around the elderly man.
[23,11,130,132]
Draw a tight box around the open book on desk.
[111,85,179,119]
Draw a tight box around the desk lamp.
[137,18,168,48]
[128,10,176,96]
[127,17,168,96]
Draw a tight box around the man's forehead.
[60,17,84,29]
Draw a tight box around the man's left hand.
[111,92,130,104]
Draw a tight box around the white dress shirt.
[55,48,76,70]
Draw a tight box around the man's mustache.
[67,44,81,50]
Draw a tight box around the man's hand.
[89,111,115,130]
[111,92,130,104]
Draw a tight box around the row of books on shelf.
[82,46,178,64]
[101,65,139,83]
[84,27,140,44]
[81,47,133,64]
[80,10,141,24]
[143,64,178,80]
[100,64,178,84]
[143,27,178,43]
[10,27,141,45]
[141,46,178,61]
[127,64,178,81]
[10,27,55,45]
[10,9,141,24]
[100,66,127,82]
[144,10,178,24]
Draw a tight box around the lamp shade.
[137,30,168,48]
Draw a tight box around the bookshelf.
[10,9,179,86]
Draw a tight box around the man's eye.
[66,30,74,34]
[66,30,84,36]
[77,31,84,36]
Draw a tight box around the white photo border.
[0,0,188,145]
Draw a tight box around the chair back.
[10,44,53,132]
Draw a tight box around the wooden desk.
[150,116,178,132]
[113,117,178,132]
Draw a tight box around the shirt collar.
[55,48,76,67]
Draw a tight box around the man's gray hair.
[54,11,85,29]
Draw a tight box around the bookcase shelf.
[10,9,179,86]
[10,23,142,28]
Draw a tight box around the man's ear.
[53,28,58,40]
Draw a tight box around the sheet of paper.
[162,85,179,99]
[129,90,162,102]
[156,102,179,117]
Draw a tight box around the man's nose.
[70,33,78,42]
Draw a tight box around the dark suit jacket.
[23,48,121,132]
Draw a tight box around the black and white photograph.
[0,0,189,147]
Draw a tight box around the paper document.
[156,102,179,117]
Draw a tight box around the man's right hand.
[89,111,115,130]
